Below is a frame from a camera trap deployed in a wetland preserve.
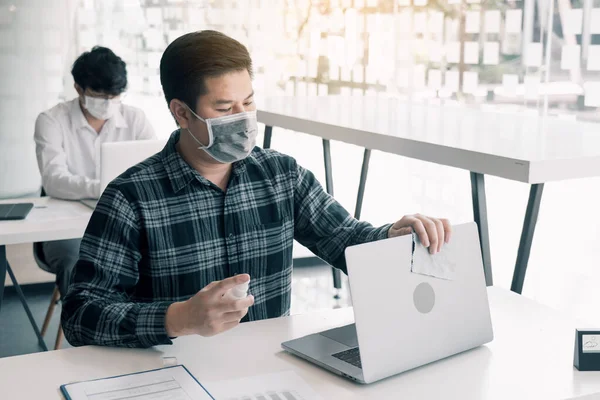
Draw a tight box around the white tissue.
[411,232,456,280]
[162,357,178,367]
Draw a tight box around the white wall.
[0,0,77,198]
[4,244,54,287]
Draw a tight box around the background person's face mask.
[83,96,120,120]
[184,105,258,164]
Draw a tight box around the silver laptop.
[80,139,166,209]
[282,222,493,384]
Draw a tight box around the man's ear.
[74,83,84,96]
[169,100,191,129]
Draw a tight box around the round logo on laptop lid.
[413,282,435,314]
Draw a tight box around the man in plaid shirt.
[61,30,452,348]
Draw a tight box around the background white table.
[258,96,600,293]
[0,197,91,351]
[1,287,599,399]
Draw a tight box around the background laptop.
[80,139,166,209]
[282,222,493,384]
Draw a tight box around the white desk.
[0,287,598,399]
[258,96,600,293]
[0,197,92,351]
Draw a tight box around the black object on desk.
[0,203,34,220]
[574,329,600,371]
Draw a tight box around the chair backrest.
[33,186,52,273]
[33,241,53,273]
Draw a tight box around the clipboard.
[60,365,214,400]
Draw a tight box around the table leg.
[511,184,544,294]
[6,261,49,351]
[470,172,494,286]
[0,245,6,313]
[354,149,372,221]
[263,125,273,149]
[322,139,342,296]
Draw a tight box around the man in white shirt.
[34,46,156,296]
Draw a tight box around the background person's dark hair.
[160,30,253,111]
[71,46,127,95]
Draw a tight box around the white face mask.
[82,96,120,120]
[184,104,258,164]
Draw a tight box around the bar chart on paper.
[205,371,322,400]
[224,390,305,400]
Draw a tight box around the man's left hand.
[388,214,452,255]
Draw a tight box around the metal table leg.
[511,184,544,294]
[0,245,6,313]
[470,172,494,286]
[354,149,372,220]
[322,139,342,296]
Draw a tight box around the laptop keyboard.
[332,347,362,369]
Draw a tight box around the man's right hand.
[165,274,254,337]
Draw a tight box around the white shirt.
[34,98,156,200]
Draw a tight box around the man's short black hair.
[71,46,127,95]
[160,30,253,111]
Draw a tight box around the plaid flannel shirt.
[61,130,391,348]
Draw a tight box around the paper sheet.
[465,11,480,34]
[525,42,543,67]
[464,42,479,64]
[502,74,519,96]
[397,68,410,88]
[428,69,442,90]
[484,10,501,33]
[145,8,163,26]
[205,371,322,400]
[584,82,600,107]
[411,232,456,280]
[445,70,460,92]
[446,42,461,64]
[329,64,340,81]
[414,12,427,33]
[524,74,541,99]
[397,12,412,34]
[365,66,378,84]
[318,83,328,95]
[353,66,364,83]
[591,9,600,34]
[414,65,426,89]
[463,71,479,94]
[566,9,583,35]
[341,66,351,82]
[561,45,581,70]
[483,42,500,65]
[429,42,443,63]
[62,366,212,400]
[429,11,444,34]
[587,46,600,71]
[505,10,523,34]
